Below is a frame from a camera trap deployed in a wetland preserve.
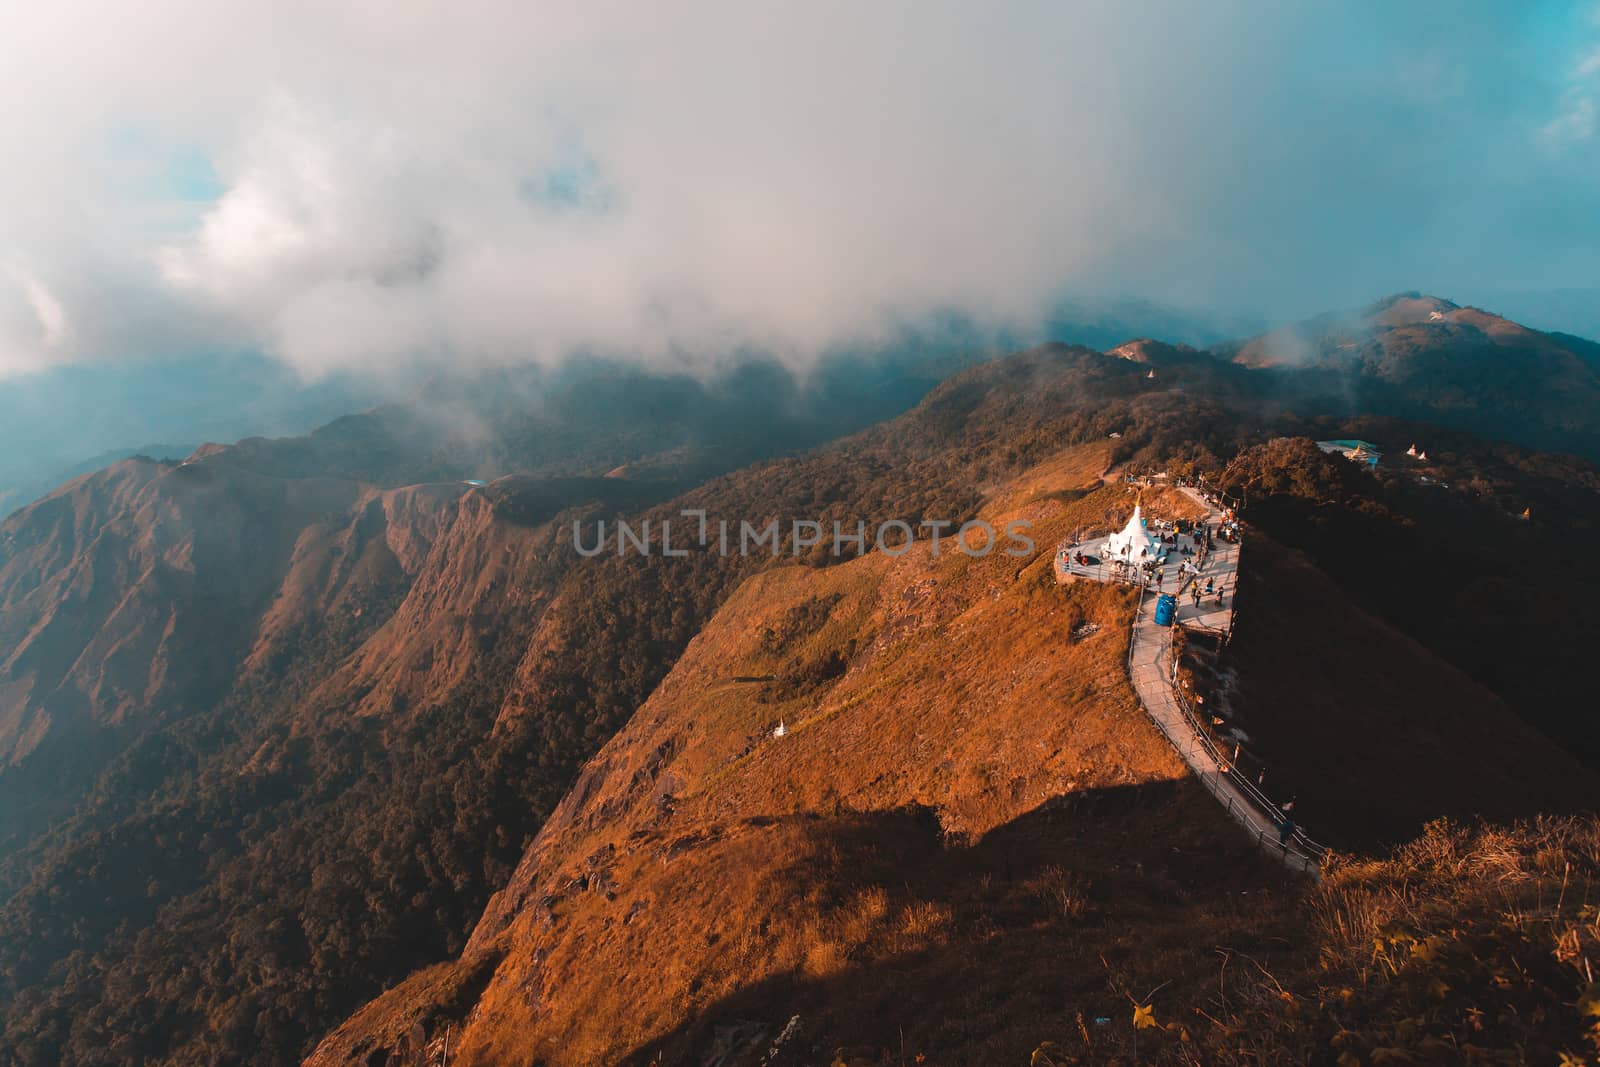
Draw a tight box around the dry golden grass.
[309,447,1600,1067]
[1208,817,1600,1065]
[303,953,502,1067]
[980,440,1115,516]
[314,446,1234,1065]
[425,788,1299,1067]
[1026,864,1091,923]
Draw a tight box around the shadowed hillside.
[1216,433,1600,776]
[0,355,992,1066]
[1208,534,1598,848]
[0,458,458,847]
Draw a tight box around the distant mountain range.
[1215,293,1600,457]
[0,297,1258,523]
[0,351,383,520]
[0,444,198,518]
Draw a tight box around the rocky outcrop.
[0,454,473,844]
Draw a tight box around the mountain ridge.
[2,300,1599,1064]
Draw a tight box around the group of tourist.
[1057,518,1232,612]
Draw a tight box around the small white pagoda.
[1103,502,1163,566]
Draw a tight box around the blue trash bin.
[1153,593,1177,626]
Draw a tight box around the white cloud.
[1542,95,1598,146]
[1540,32,1600,148]
[1,1,1598,378]
[1541,9,1600,149]
[22,276,67,349]
[1550,41,1600,145]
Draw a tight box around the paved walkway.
[1060,488,1322,875]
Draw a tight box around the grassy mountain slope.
[310,445,1597,1066]
[307,452,1236,1066]
[5,311,1600,1065]
[1,344,1201,1065]
[1216,432,1600,777]
[0,355,990,1066]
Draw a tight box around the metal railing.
[1053,490,1324,875]
[1158,627,1328,870]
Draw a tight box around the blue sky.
[0,1,1596,380]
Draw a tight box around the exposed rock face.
[1105,338,1201,365]
[0,454,470,843]
[299,490,552,719]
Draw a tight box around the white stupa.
[1102,503,1163,566]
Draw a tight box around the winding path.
[1061,487,1324,876]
